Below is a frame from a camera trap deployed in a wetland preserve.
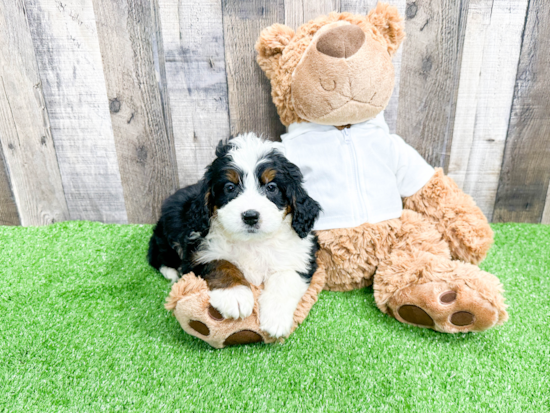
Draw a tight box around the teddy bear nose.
[316,24,365,58]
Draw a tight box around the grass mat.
[1,222,549,412]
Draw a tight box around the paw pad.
[189,320,210,336]
[450,311,474,326]
[208,305,224,321]
[398,305,434,327]
[224,330,263,346]
[439,291,457,304]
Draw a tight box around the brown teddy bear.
[166,3,507,348]
[254,2,508,333]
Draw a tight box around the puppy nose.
[316,24,365,58]
[242,210,260,226]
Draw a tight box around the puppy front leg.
[160,266,180,283]
[201,260,254,320]
[259,271,310,338]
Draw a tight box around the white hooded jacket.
[280,112,435,231]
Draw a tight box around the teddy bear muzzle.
[290,21,395,126]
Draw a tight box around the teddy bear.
[254,2,508,333]
[166,3,507,348]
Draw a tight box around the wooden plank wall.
[0,0,549,226]
[448,0,530,220]
[0,148,20,225]
[492,0,550,224]
[0,0,69,225]
[93,0,179,223]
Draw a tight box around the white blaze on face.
[215,134,288,241]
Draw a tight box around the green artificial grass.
[1,222,549,412]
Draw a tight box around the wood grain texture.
[340,0,406,133]
[450,0,529,219]
[0,147,20,226]
[543,187,550,225]
[492,0,550,223]
[0,0,69,226]
[284,0,340,30]
[222,0,286,140]
[150,0,179,189]
[93,0,178,223]
[25,0,127,223]
[396,0,468,167]
[157,0,231,187]
[447,0,492,189]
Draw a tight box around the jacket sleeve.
[389,134,435,197]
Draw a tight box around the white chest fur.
[193,217,313,286]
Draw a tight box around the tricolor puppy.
[148,134,321,338]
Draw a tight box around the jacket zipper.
[342,128,368,220]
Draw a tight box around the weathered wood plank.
[0,0,69,226]
[339,0,405,133]
[542,188,550,225]
[0,148,20,226]
[450,0,529,219]
[150,0,179,190]
[92,0,179,223]
[157,0,231,187]
[285,0,340,30]
[447,0,492,189]
[396,0,469,167]
[492,0,550,223]
[25,0,127,223]
[222,0,286,140]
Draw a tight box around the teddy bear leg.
[374,250,508,333]
[316,221,401,292]
[165,273,276,348]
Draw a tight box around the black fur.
[148,138,321,280]
[256,151,322,238]
[147,182,210,274]
[298,234,320,282]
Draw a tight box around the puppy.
[148,133,321,338]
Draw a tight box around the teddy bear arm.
[403,168,493,264]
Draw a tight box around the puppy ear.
[367,2,405,56]
[215,138,233,159]
[291,188,322,238]
[280,161,321,238]
[187,179,213,237]
[255,24,295,79]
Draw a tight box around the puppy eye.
[224,183,236,194]
[266,182,278,193]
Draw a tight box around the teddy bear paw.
[385,281,506,333]
[182,303,266,348]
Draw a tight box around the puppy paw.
[209,285,254,320]
[160,266,180,283]
[259,308,294,338]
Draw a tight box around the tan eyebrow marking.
[226,169,240,184]
[261,168,277,184]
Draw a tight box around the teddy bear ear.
[255,24,295,78]
[367,2,405,56]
